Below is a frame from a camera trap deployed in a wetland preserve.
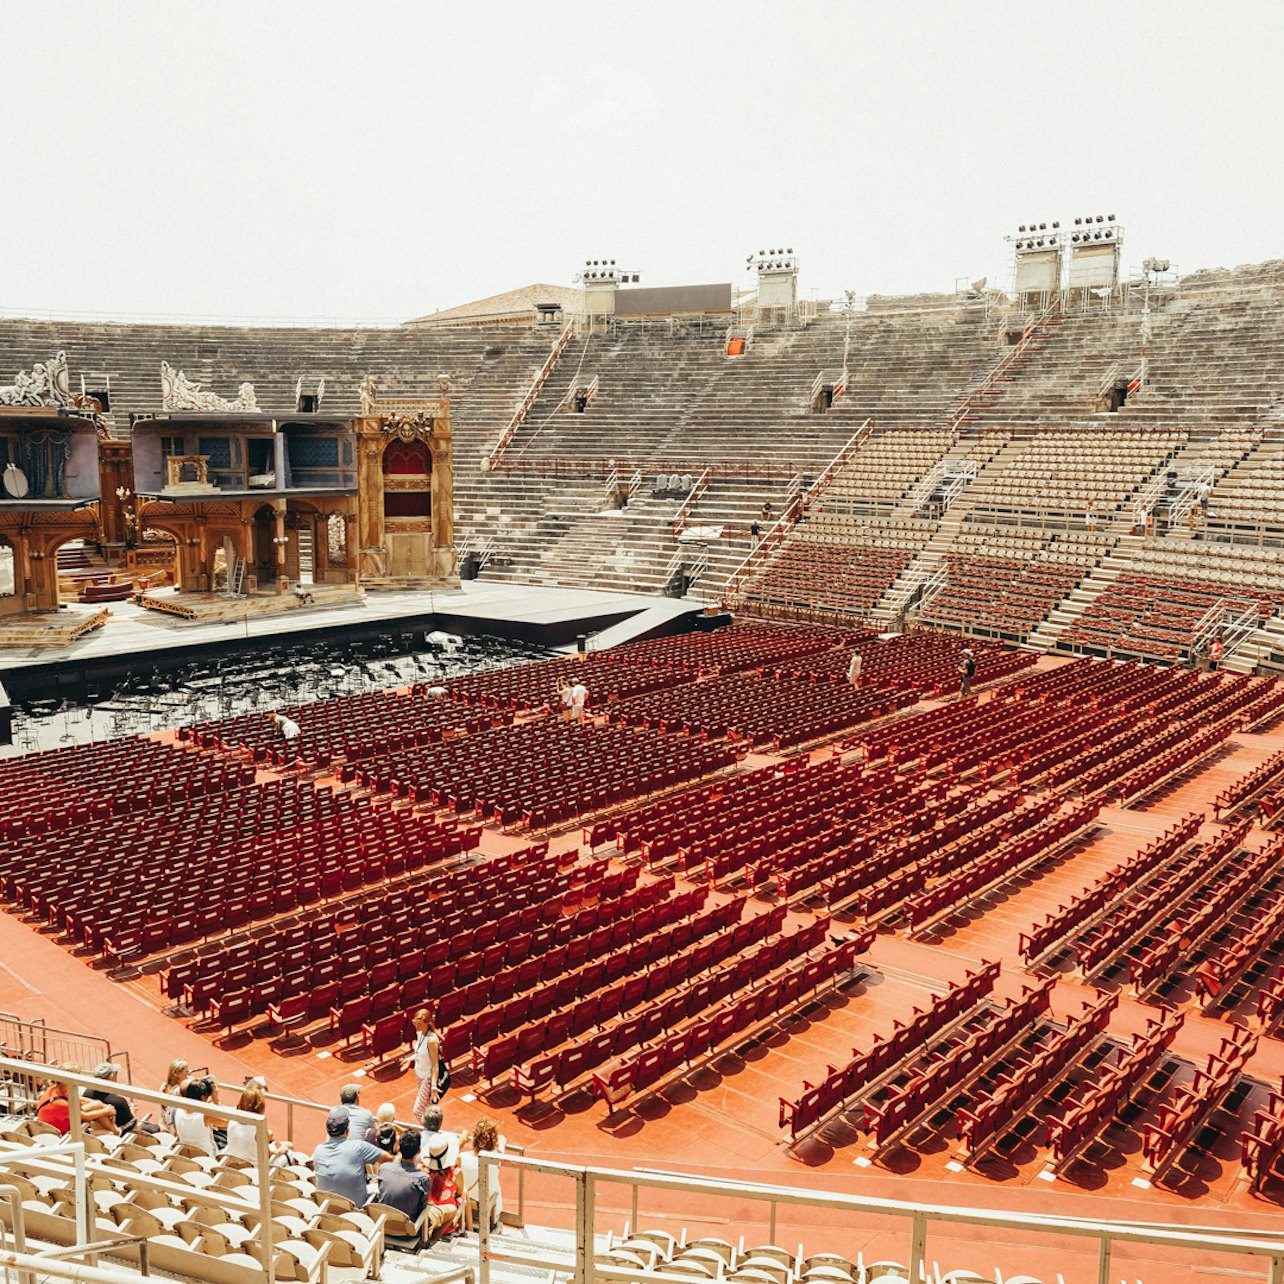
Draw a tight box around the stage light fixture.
[1019,225,1026,232]
[1108,214,1116,221]
[1052,221,1060,229]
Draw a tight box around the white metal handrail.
[670,468,712,535]
[486,320,576,469]
[947,295,1061,432]
[476,1152,1284,1284]
[0,1055,279,1284]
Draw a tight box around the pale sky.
[3,1,1281,323]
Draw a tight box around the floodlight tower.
[574,259,640,319]
[746,248,799,325]
[1006,220,1063,310]
[1065,214,1124,307]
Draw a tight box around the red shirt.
[36,1087,71,1134]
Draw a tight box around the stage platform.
[0,581,708,696]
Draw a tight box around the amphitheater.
[4,256,1284,1284]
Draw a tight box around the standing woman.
[409,1008,441,1119]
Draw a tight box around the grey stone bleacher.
[0,316,556,432]
[960,309,1144,430]
[482,306,1002,595]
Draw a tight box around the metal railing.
[476,1153,1284,1284]
[807,368,847,409]
[670,468,712,536]
[0,1014,130,1085]
[802,418,874,513]
[486,320,576,470]
[1168,464,1216,524]
[0,1055,280,1284]
[721,475,804,609]
[1192,597,1262,659]
[947,295,1061,432]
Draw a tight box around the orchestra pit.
[5,247,1284,1284]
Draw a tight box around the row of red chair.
[183,858,659,1028]
[1141,1027,1258,1181]
[956,991,1119,1163]
[606,670,915,751]
[748,542,913,615]
[610,621,846,676]
[838,794,1063,920]
[436,651,691,713]
[481,902,796,1096]
[778,961,1002,1140]
[770,780,983,904]
[773,633,1035,697]
[345,883,715,1058]
[183,686,502,770]
[1131,837,1284,993]
[1216,749,1284,820]
[755,777,954,895]
[0,737,255,837]
[900,799,1101,934]
[182,861,652,1021]
[1077,819,1253,974]
[1241,1092,1284,1194]
[865,978,1056,1151]
[354,719,738,828]
[1045,1012,1185,1171]
[593,931,874,1108]
[1018,813,1203,963]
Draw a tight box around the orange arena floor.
[6,654,1284,1282]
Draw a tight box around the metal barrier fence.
[477,1153,1284,1284]
[0,1014,131,1087]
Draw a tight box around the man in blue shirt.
[312,1107,394,1207]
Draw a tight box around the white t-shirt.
[173,1105,215,1156]
[278,717,301,741]
[224,1118,259,1163]
[570,683,587,712]
[413,1030,439,1079]
[459,1136,506,1217]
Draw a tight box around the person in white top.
[458,1116,506,1233]
[409,1008,441,1119]
[846,651,862,687]
[569,681,588,721]
[224,1081,291,1165]
[172,1076,223,1156]
[271,711,301,741]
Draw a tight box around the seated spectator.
[35,1064,117,1136]
[375,1131,435,1224]
[419,1104,460,1167]
[313,1106,394,1207]
[83,1062,137,1133]
[224,1081,291,1165]
[173,1075,224,1155]
[157,1059,188,1130]
[458,1116,506,1233]
[339,1084,374,1142]
[423,1134,463,1237]
[366,1103,399,1154]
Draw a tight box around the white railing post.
[909,1211,928,1284]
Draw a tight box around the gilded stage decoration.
[160,362,260,413]
[0,351,75,408]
